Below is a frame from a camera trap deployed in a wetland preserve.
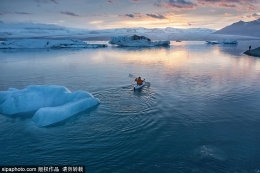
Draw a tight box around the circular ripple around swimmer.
[93,84,160,135]
[94,84,157,116]
[88,85,163,172]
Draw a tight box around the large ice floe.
[109,35,170,47]
[205,40,238,44]
[0,39,107,49]
[0,85,99,127]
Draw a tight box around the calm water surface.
[1,41,260,172]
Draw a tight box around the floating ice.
[109,35,170,47]
[192,145,227,162]
[0,39,107,49]
[0,88,18,105]
[206,40,238,44]
[0,85,99,127]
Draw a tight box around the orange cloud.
[154,0,196,10]
[197,0,259,12]
[246,13,260,19]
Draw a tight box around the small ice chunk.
[192,145,227,162]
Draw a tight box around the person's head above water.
[138,77,141,79]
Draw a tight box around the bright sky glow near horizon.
[0,0,259,30]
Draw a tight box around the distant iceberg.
[0,85,99,127]
[206,40,238,44]
[109,35,170,47]
[0,39,107,49]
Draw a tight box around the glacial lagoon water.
[1,41,260,172]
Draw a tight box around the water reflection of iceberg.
[206,40,238,44]
[111,45,170,51]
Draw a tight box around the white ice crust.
[0,39,107,49]
[0,85,99,127]
[109,35,170,47]
[206,40,238,44]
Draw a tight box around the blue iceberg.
[0,85,99,127]
[206,40,238,44]
[109,35,170,47]
[0,39,107,49]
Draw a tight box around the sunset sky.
[0,0,259,30]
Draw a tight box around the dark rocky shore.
[244,47,260,57]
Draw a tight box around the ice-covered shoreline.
[1,34,259,42]
[0,39,107,49]
[1,22,260,42]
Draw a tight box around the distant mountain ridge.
[112,27,216,34]
[1,21,258,41]
[0,22,216,34]
[214,18,260,37]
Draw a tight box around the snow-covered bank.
[0,22,221,41]
[244,47,260,57]
[0,39,107,49]
[1,22,260,41]
[109,35,170,47]
[206,40,238,44]
[0,22,215,40]
[0,85,99,127]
